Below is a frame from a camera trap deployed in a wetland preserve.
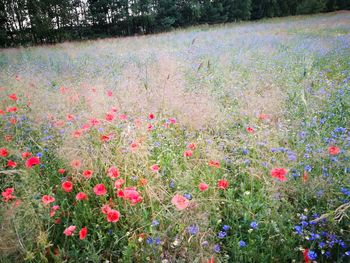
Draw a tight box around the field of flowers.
[1,11,350,263]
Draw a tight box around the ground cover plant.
[0,11,350,263]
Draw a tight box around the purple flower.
[188,224,199,235]
[239,240,246,247]
[250,221,258,229]
[213,244,221,253]
[307,250,317,260]
[217,231,226,239]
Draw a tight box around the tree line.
[1,0,349,47]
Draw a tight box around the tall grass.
[1,12,349,262]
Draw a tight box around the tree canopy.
[0,0,349,47]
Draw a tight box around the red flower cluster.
[270,168,287,182]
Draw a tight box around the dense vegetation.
[1,0,350,47]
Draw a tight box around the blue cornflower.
[183,193,192,200]
[188,225,199,235]
[242,149,249,155]
[304,165,312,172]
[169,180,175,188]
[146,237,153,245]
[239,240,246,247]
[340,188,350,196]
[250,221,258,229]
[217,231,226,239]
[201,241,209,247]
[213,244,221,253]
[301,221,308,228]
[307,250,317,260]
[155,237,161,245]
[37,152,43,158]
[107,229,113,235]
[222,225,230,231]
[294,226,303,235]
[310,233,320,240]
[151,220,159,227]
[319,242,325,248]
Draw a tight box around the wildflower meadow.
[1,12,350,263]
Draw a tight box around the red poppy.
[119,114,127,121]
[25,157,40,168]
[42,195,55,205]
[50,205,60,217]
[6,106,18,112]
[90,118,100,126]
[73,130,82,138]
[107,90,113,97]
[114,179,125,189]
[130,142,138,151]
[303,171,308,183]
[258,114,269,120]
[101,204,112,214]
[147,124,153,130]
[140,178,148,186]
[8,93,18,101]
[10,117,17,124]
[79,227,88,240]
[76,192,87,201]
[107,209,120,222]
[70,160,81,169]
[151,164,159,172]
[94,184,107,196]
[328,145,340,155]
[62,181,73,192]
[303,249,310,263]
[101,134,111,142]
[148,113,155,120]
[108,166,120,179]
[105,113,115,121]
[2,188,15,202]
[6,160,17,168]
[187,143,196,150]
[58,168,65,174]
[82,170,93,179]
[246,127,255,133]
[184,150,193,157]
[121,187,143,205]
[67,114,75,121]
[218,179,229,190]
[22,151,31,159]
[208,160,220,168]
[63,225,76,236]
[199,182,209,191]
[270,168,287,182]
[0,148,9,157]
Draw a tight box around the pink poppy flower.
[199,183,208,191]
[94,184,107,196]
[171,194,189,210]
[107,209,120,222]
[25,157,40,168]
[42,195,55,205]
[108,166,120,179]
[76,192,87,201]
[63,225,76,236]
